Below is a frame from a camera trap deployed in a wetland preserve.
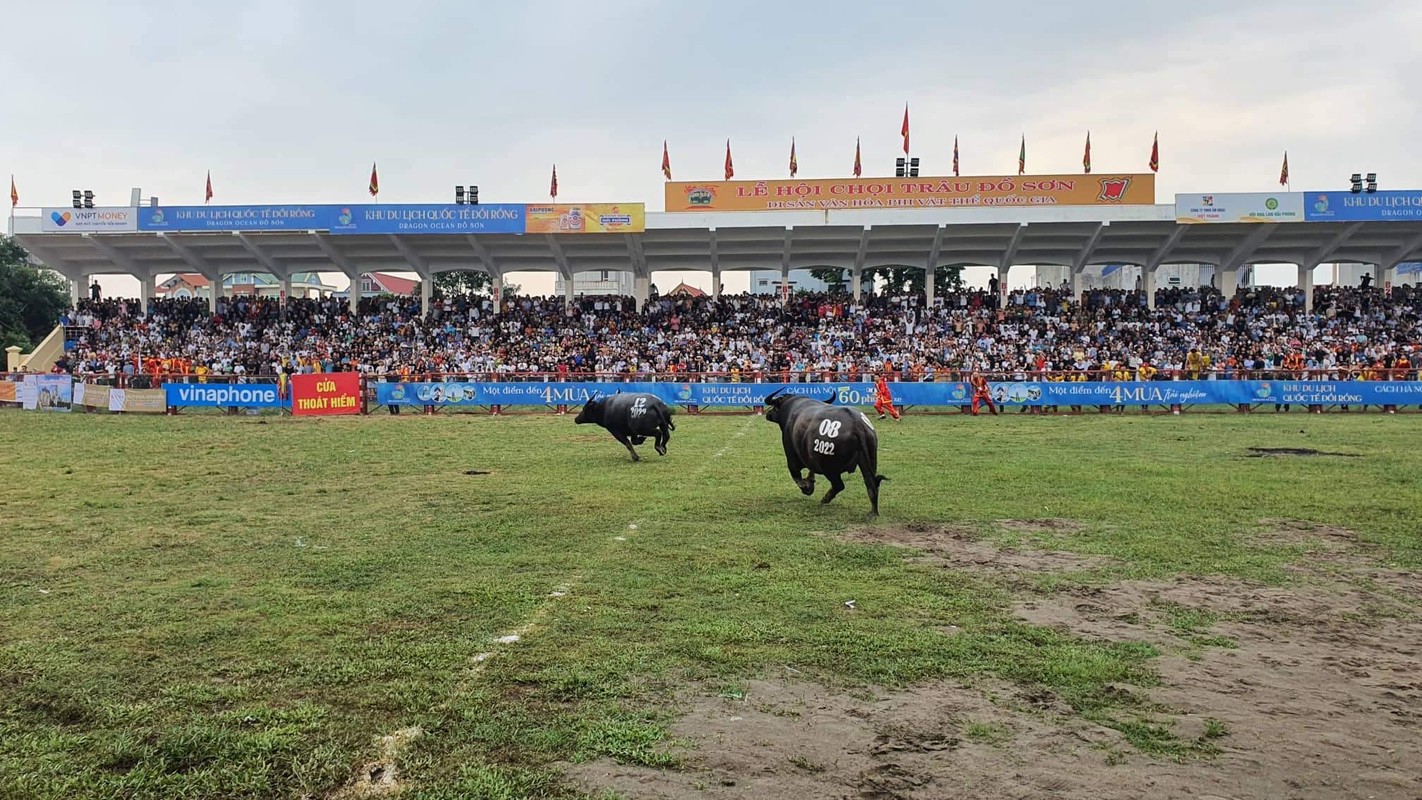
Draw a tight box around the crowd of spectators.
[44,280,1422,384]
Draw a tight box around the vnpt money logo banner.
[41,207,137,232]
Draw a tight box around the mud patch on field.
[1253,518,1359,552]
[997,518,1084,535]
[1014,571,1422,799]
[841,524,1112,574]
[563,678,1121,800]
[331,726,422,798]
[1245,446,1360,458]
[564,653,1420,800]
[567,570,1422,800]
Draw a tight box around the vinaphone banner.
[664,174,1155,212]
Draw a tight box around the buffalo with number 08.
[574,391,676,462]
[762,389,886,517]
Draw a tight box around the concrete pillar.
[138,273,152,314]
[711,267,721,302]
[563,272,575,305]
[1297,263,1315,312]
[1070,267,1083,303]
[346,272,360,314]
[69,274,82,305]
[420,273,433,315]
[779,264,790,303]
[1383,264,1399,292]
[1220,266,1238,299]
[281,274,293,300]
[490,273,503,315]
[207,272,221,313]
[924,265,935,309]
[1144,265,1157,310]
[633,273,650,311]
[1370,263,1384,289]
[852,267,863,304]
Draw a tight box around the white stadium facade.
[10,190,1422,314]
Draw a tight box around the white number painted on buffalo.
[631,397,648,418]
[813,439,836,455]
[817,419,842,438]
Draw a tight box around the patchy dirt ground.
[566,522,1422,800]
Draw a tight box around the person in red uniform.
[873,374,901,421]
[970,372,998,416]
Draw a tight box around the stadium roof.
[13,206,1422,285]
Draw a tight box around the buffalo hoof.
[655,445,667,456]
[798,484,815,496]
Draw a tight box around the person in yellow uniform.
[1136,361,1158,413]
[1185,348,1204,380]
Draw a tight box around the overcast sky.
[4,0,1419,294]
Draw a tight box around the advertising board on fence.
[111,388,166,413]
[163,382,284,408]
[291,373,360,416]
[664,174,1156,212]
[33,375,72,411]
[1175,193,1304,223]
[0,382,16,403]
[76,383,110,408]
[375,380,1422,408]
[1304,190,1422,222]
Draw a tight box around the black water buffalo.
[763,389,885,516]
[575,392,675,462]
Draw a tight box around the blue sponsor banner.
[375,380,1422,408]
[138,204,527,234]
[164,383,285,407]
[1303,190,1422,222]
[333,204,524,235]
[139,205,340,232]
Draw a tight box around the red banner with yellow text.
[664,173,1154,212]
[291,372,361,416]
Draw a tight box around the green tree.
[875,265,965,295]
[0,236,70,351]
[432,270,491,298]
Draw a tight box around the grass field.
[1,410,1419,799]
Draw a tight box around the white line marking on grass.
[712,415,758,458]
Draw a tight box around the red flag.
[789,138,798,178]
[9,174,16,208]
[1149,131,1159,173]
[1082,131,1092,174]
[550,164,558,199]
[853,137,862,177]
[724,139,734,181]
[900,104,910,155]
[1279,151,1289,186]
[368,162,379,197]
[205,171,213,203]
[952,136,959,177]
[661,141,672,180]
